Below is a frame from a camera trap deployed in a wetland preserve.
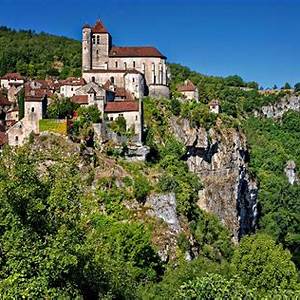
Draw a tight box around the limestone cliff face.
[255,94,300,118]
[170,117,258,241]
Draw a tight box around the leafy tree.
[232,233,299,291]
[47,96,79,119]
[225,75,244,87]
[109,116,127,136]
[294,82,300,92]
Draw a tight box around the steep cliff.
[255,94,300,118]
[170,117,258,241]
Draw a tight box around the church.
[81,20,170,99]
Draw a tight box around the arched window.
[124,62,127,69]
[31,107,34,112]
[15,136,18,142]
[110,76,115,84]
[91,76,95,82]
[115,61,118,68]
[133,61,136,68]
[96,50,99,55]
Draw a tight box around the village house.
[0,73,25,89]
[6,80,49,146]
[209,99,220,114]
[82,20,169,98]
[59,77,86,97]
[177,79,199,101]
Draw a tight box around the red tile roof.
[1,72,24,80]
[92,20,109,34]
[71,95,88,105]
[60,77,86,86]
[177,80,197,92]
[115,87,134,100]
[104,101,139,113]
[109,46,166,58]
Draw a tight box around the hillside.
[0,28,299,298]
[0,27,81,78]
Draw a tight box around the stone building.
[177,79,199,101]
[0,73,25,89]
[59,77,86,97]
[71,81,142,141]
[209,99,220,114]
[81,20,169,98]
[7,81,48,146]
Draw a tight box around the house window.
[91,76,95,82]
[31,107,34,112]
[96,50,99,55]
[115,61,118,68]
[110,77,115,84]
[110,117,113,121]
[71,87,73,91]
[15,136,18,142]
[96,35,100,44]
[133,61,136,68]
[132,78,135,83]
[92,36,96,44]
[135,115,138,121]
[118,113,124,117]
[124,62,127,69]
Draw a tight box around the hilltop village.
[0,20,201,152]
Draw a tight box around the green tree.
[232,233,299,291]
[47,96,79,119]
[294,82,300,92]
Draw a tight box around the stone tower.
[91,20,112,69]
[82,24,92,71]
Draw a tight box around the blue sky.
[1,0,299,87]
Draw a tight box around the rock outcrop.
[170,117,258,241]
[255,95,300,118]
[284,160,299,185]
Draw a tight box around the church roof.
[92,20,109,34]
[109,46,166,59]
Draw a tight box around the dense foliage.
[243,112,300,267]
[0,27,81,78]
[1,28,300,298]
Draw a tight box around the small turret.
[82,24,92,71]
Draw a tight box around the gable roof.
[105,101,139,113]
[109,46,166,59]
[71,95,88,105]
[92,20,109,34]
[60,77,86,86]
[1,72,24,80]
[177,80,197,92]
